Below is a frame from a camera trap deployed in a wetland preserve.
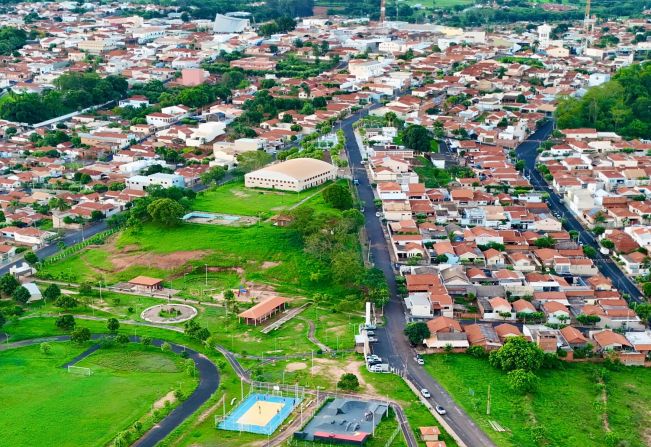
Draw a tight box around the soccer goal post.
[67,365,92,376]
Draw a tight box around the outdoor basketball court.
[218,393,301,435]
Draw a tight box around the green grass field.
[192,181,326,217]
[0,343,196,447]
[423,355,651,447]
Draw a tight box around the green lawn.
[423,355,651,447]
[0,343,196,447]
[192,181,326,217]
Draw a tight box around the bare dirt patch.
[153,391,176,410]
[311,359,376,394]
[285,362,307,372]
[261,261,280,269]
[110,250,211,271]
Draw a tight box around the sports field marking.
[236,401,285,427]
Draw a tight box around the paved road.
[0,335,219,447]
[0,220,108,276]
[343,113,496,447]
[516,121,643,302]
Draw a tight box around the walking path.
[5,310,418,447]
[298,316,331,352]
[0,334,219,447]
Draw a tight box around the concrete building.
[126,173,185,190]
[244,158,336,192]
[180,68,210,86]
[213,13,250,33]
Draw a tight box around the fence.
[40,226,121,267]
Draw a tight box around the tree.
[39,342,52,355]
[200,166,225,186]
[330,250,363,286]
[592,226,606,236]
[489,336,544,372]
[404,322,430,346]
[12,286,30,304]
[55,295,78,309]
[402,125,433,152]
[147,198,185,227]
[576,314,601,326]
[71,327,91,344]
[160,341,172,352]
[507,369,538,394]
[337,373,360,391]
[43,283,61,302]
[0,273,19,296]
[23,251,39,265]
[534,236,555,248]
[634,303,651,325]
[601,239,615,250]
[107,317,120,333]
[79,282,93,295]
[322,183,353,210]
[141,335,152,346]
[583,246,597,258]
[0,312,4,329]
[55,314,76,331]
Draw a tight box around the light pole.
[205,264,208,287]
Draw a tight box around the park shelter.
[128,276,164,292]
[238,296,288,325]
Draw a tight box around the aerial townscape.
[1,0,651,446]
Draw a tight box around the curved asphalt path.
[0,335,219,447]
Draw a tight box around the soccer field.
[0,343,196,447]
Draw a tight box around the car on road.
[353,178,359,185]
[420,389,431,398]
[375,212,382,218]
[368,336,378,343]
[435,405,447,415]
[414,356,424,365]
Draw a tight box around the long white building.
[244,158,337,192]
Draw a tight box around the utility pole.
[205,264,208,287]
[486,384,491,415]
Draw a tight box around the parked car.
[435,405,447,415]
[414,356,424,365]
[370,363,389,373]
[368,337,378,343]
[420,389,431,398]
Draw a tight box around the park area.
[37,180,349,301]
[191,181,327,218]
[0,342,196,447]
[423,355,651,447]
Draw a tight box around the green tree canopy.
[147,198,185,227]
[322,183,353,210]
[404,322,430,346]
[555,63,651,139]
[402,125,433,152]
[12,286,30,304]
[489,336,544,372]
[337,373,360,391]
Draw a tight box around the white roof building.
[244,158,337,192]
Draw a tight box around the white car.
[435,405,447,415]
[415,357,425,365]
[420,389,431,398]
